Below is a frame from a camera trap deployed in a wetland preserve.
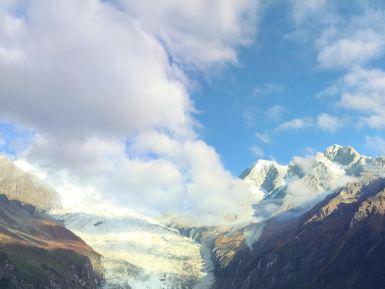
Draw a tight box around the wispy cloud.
[319,67,385,129]
[316,11,385,69]
[317,113,344,133]
[290,0,327,25]
[252,83,282,97]
[275,114,344,134]
[288,1,385,137]
[249,145,264,158]
[242,107,260,127]
[275,117,313,132]
[365,136,385,155]
[255,132,272,144]
[265,105,287,122]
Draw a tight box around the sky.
[0,0,385,223]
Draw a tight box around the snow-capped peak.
[323,144,363,166]
[243,144,385,221]
[241,159,288,196]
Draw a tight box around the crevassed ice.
[51,210,214,289]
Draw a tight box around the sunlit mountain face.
[1,1,385,288]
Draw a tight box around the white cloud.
[288,3,385,132]
[265,105,287,121]
[0,134,5,147]
[317,113,342,133]
[275,114,344,133]
[0,0,261,224]
[289,2,385,69]
[114,0,261,71]
[331,67,385,129]
[250,145,264,158]
[365,136,385,155]
[290,0,327,25]
[275,118,313,132]
[0,0,192,138]
[314,9,385,130]
[242,107,259,127]
[20,129,256,225]
[255,132,271,144]
[304,146,316,156]
[317,26,385,68]
[243,104,286,128]
[252,83,282,97]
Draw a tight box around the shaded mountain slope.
[212,177,385,289]
[0,194,103,289]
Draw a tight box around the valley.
[1,144,385,288]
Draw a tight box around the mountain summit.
[241,145,385,219]
[210,146,385,289]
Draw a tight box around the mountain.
[241,160,288,201]
[206,145,385,289]
[2,145,385,289]
[0,194,103,289]
[0,155,214,289]
[242,145,385,219]
[0,156,61,211]
[42,144,385,289]
[212,176,385,289]
[0,155,103,288]
[51,208,214,289]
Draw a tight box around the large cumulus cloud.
[0,0,260,224]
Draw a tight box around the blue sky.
[194,1,385,175]
[1,0,385,219]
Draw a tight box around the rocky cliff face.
[212,177,385,289]
[0,156,61,211]
[0,194,103,289]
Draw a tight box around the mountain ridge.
[242,145,385,221]
[1,144,385,289]
[0,193,103,289]
[0,155,61,211]
[212,177,385,289]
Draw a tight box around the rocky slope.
[0,156,61,211]
[212,176,385,289]
[0,194,103,289]
[181,145,385,289]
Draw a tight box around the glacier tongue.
[51,209,213,289]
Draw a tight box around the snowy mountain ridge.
[243,144,385,220]
[45,144,385,289]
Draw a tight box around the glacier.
[51,208,214,289]
[49,144,385,288]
